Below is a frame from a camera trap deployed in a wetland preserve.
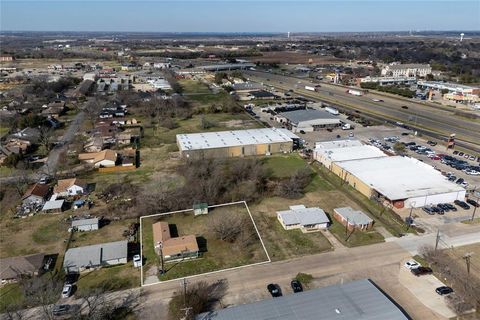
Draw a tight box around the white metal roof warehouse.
[337,156,465,208]
[177,128,298,151]
[196,279,409,320]
[315,145,386,167]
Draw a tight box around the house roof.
[277,205,329,226]
[152,221,199,256]
[22,183,50,200]
[53,178,85,194]
[63,240,127,269]
[334,207,373,226]
[71,218,99,228]
[0,253,45,280]
[78,149,117,163]
[196,279,409,320]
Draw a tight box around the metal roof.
[63,240,127,269]
[176,128,298,151]
[316,145,386,162]
[334,207,373,226]
[279,109,340,125]
[196,279,409,320]
[336,156,465,200]
[71,218,99,227]
[42,199,64,211]
[277,206,329,226]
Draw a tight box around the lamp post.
[407,201,416,230]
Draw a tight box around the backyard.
[140,202,269,283]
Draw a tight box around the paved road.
[6,224,479,320]
[245,71,480,152]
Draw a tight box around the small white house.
[277,205,330,232]
[53,178,86,197]
[71,218,99,232]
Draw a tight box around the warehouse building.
[278,109,341,133]
[314,140,386,169]
[176,128,299,159]
[197,279,409,320]
[333,156,466,208]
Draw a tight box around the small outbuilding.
[277,205,330,232]
[41,199,65,213]
[71,218,99,232]
[333,207,374,231]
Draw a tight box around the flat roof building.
[314,143,386,169]
[279,109,341,133]
[197,279,409,320]
[277,205,330,232]
[334,156,465,208]
[333,207,374,231]
[176,128,298,159]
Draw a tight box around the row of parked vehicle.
[267,280,303,297]
[404,260,453,295]
[422,199,477,214]
[442,155,480,176]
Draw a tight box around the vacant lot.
[141,202,269,283]
[262,154,311,178]
[76,263,140,295]
[70,219,136,248]
[445,244,480,282]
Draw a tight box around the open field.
[140,202,269,283]
[262,154,310,178]
[246,51,344,64]
[444,243,480,281]
[328,218,385,247]
[0,283,23,312]
[76,264,140,295]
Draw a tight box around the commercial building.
[152,221,199,262]
[196,279,409,320]
[277,205,330,232]
[417,80,480,95]
[63,240,128,273]
[278,109,341,133]
[359,76,417,86]
[333,207,374,231]
[176,128,299,159]
[381,64,432,77]
[332,156,466,208]
[199,63,255,71]
[314,140,386,169]
[232,82,264,92]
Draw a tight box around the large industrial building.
[315,140,465,208]
[314,140,386,168]
[332,156,465,208]
[176,128,299,159]
[277,109,341,133]
[197,279,409,320]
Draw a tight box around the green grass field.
[327,218,384,247]
[262,154,311,178]
[0,283,23,312]
[76,264,140,295]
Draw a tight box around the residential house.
[41,101,67,118]
[10,127,40,144]
[71,218,99,232]
[22,183,50,206]
[277,205,330,232]
[0,253,46,282]
[333,207,374,231]
[84,136,104,152]
[78,149,117,168]
[53,178,86,197]
[63,240,128,273]
[152,221,199,262]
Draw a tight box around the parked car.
[411,266,433,276]
[401,105,408,109]
[61,284,73,299]
[456,178,464,185]
[453,151,459,155]
[299,130,306,134]
[454,200,470,210]
[436,286,453,295]
[444,203,457,211]
[422,207,435,215]
[133,254,142,267]
[267,284,282,297]
[291,280,303,293]
[404,260,420,269]
[427,141,437,146]
[466,199,479,207]
[437,204,450,212]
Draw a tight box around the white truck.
[305,85,321,92]
[325,106,339,115]
[346,89,364,96]
[342,123,353,130]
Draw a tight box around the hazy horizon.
[1,1,479,33]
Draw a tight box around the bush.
[295,272,314,288]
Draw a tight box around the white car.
[61,284,72,299]
[404,260,420,270]
[133,254,142,268]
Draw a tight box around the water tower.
[460,33,465,42]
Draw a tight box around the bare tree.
[208,213,245,242]
[19,274,63,320]
[84,98,101,127]
[38,126,53,153]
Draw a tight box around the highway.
[245,70,480,154]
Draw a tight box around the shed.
[41,199,65,213]
[71,218,99,232]
[193,203,208,216]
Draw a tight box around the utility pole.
[407,201,416,230]
[470,187,478,222]
[463,253,472,276]
[345,218,349,237]
[156,241,165,275]
[435,229,441,252]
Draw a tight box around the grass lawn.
[141,202,269,282]
[179,79,211,94]
[262,154,311,178]
[70,219,136,248]
[0,283,23,312]
[0,124,10,137]
[76,264,140,295]
[327,218,384,247]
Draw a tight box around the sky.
[1,1,479,33]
